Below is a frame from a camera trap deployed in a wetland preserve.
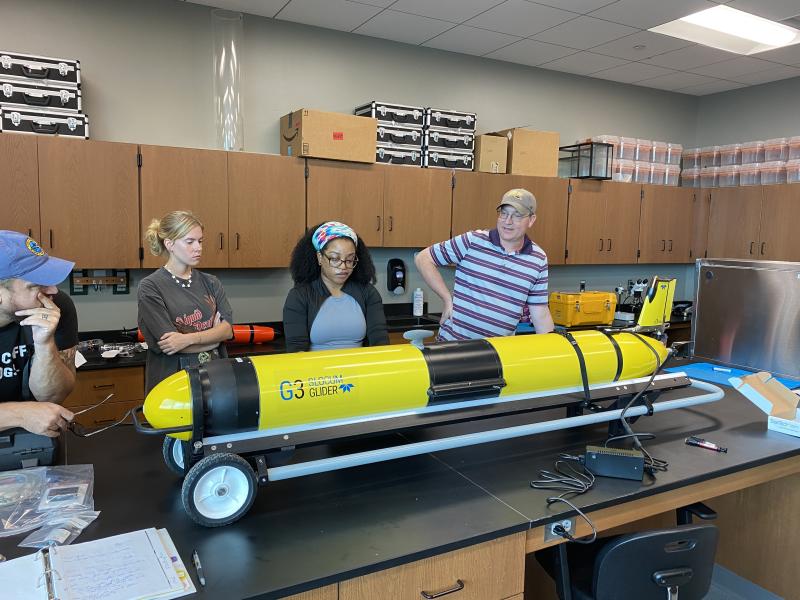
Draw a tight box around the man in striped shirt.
[415,188,554,341]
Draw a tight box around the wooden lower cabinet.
[339,533,526,600]
[281,584,338,600]
[63,367,144,429]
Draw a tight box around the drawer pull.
[93,383,114,389]
[421,579,464,599]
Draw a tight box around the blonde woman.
[138,211,233,394]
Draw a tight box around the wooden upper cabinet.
[0,133,40,239]
[639,185,694,263]
[601,181,640,263]
[565,180,610,264]
[227,153,306,267]
[707,186,763,259]
[381,166,452,248]
[691,190,711,262]
[306,160,384,247]
[38,137,139,267]
[452,172,568,264]
[140,145,229,268]
[759,184,800,261]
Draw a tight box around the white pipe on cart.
[267,380,724,481]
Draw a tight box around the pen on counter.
[192,549,206,587]
[712,367,732,373]
[685,436,727,453]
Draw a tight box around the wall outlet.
[543,517,577,542]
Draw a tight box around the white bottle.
[413,288,424,317]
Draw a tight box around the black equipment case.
[0,78,81,112]
[1,107,89,138]
[355,101,425,127]
[0,50,81,86]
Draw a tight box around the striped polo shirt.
[430,228,549,341]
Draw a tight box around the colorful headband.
[311,221,358,251]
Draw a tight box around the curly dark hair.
[289,223,377,286]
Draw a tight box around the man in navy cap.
[0,231,78,437]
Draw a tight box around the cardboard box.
[474,135,507,173]
[730,371,800,438]
[280,109,377,163]
[488,128,559,177]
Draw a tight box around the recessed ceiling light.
[649,5,800,55]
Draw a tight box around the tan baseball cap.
[497,188,536,216]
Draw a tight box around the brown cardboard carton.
[731,371,800,437]
[489,128,559,177]
[474,135,507,173]
[280,109,377,163]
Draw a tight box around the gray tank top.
[310,294,367,351]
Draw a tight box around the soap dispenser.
[387,259,406,295]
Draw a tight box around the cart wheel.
[181,453,257,527]
[162,437,187,476]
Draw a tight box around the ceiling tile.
[423,25,522,55]
[689,56,782,78]
[531,0,620,14]
[539,51,629,75]
[389,0,504,22]
[590,30,694,60]
[677,79,747,94]
[592,61,677,83]
[589,0,716,29]
[637,70,715,90]
[276,0,383,31]
[187,0,288,17]
[355,10,454,44]
[756,43,800,66]
[350,0,397,6]
[486,38,577,66]
[729,64,800,84]
[644,44,739,69]
[531,16,638,50]
[725,0,800,21]
[465,0,576,37]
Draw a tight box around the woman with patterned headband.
[282,221,388,352]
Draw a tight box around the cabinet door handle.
[761,241,766,255]
[661,240,666,251]
[421,579,464,599]
[219,233,224,250]
[607,238,612,252]
[749,241,754,255]
[668,239,673,252]
[388,216,393,232]
[28,228,32,237]
[235,233,240,250]
[49,229,54,248]
[377,216,381,231]
[598,238,604,251]
[92,383,114,389]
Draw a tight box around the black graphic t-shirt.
[0,290,79,403]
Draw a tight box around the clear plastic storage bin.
[759,161,787,185]
[665,164,680,186]
[739,163,760,186]
[700,146,721,168]
[651,141,668,164]
[650,162,666,185]
[592,135,620,159]
[719,144,741,166]
[681,167,701,188]
[787,159,800,183]
[666,143,682,166]
[611,159,634,183]
[618,137,636,161]
[764,138,788,162]
[635,139,652,162]
[717,165,740,187]
[788,136,800,160]
[741,141,764,164]
[682,148,701,169]
[700,167,719,188]
[634,161,651,184]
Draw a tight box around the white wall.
[2,0,702,330]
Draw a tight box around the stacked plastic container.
[681,148,701,187]
[600,134,680,185]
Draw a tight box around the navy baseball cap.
[0,230,74,286]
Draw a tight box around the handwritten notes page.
[0,551,48,600]
[52,528,184,600]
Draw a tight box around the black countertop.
[1,360,798,599]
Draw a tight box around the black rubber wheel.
[181,453,257,527]
[162,437,188,476]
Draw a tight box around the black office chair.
[536,523,719,600]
